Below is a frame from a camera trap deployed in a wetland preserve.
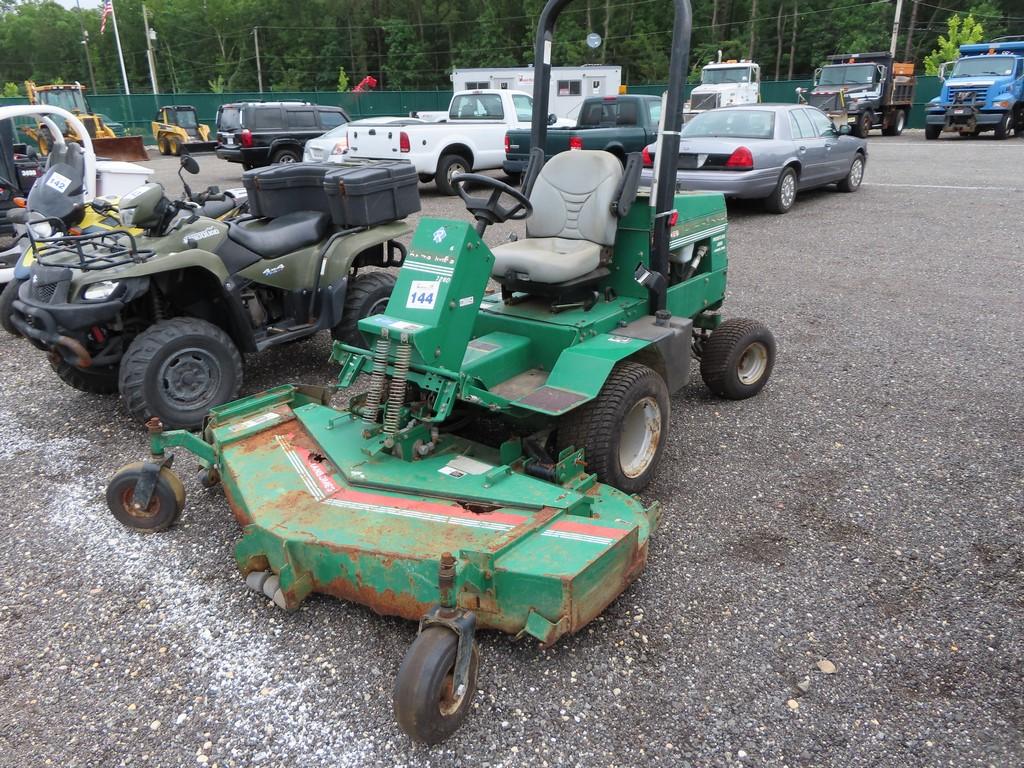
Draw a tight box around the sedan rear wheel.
[764,167,797,214]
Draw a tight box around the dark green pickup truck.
[503,94,663,177]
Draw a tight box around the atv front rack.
[30,228,154,271]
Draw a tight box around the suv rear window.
[246,106,282,130]
[217,106,241,131]
[286,109,317,128]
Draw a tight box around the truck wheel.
[993,112,1012,140]
[701,318,776,400]
[331,272,397,348]
[119,317,243,430]
[557,361,669,494]
[0,277,25,336]
[925,124,941,141]
[436,154,470,196]
[418,174,434,184]
[764,167,797,214]
[852,111,872,138]
[168,137,181,156]
[882,109,905,137]
[50,358,120,394]
[271,147,300,164]
[836,153,865,193]
[157,137,170,156]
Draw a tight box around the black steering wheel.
[452,173,532,232]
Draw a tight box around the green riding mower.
[107,0,775,744]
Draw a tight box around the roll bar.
[527,0,692,311]
[0,104,97,200]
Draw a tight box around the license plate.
[224,135,234,145]
[953,108,966,115]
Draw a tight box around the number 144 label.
[406,280,440,310]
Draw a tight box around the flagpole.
[110,1,131,95]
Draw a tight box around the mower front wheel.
[700,318,776,400]
[558,362,669,494]
[106,462,185,532]
[394,626,479,745]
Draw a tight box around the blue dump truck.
[926,38,1024,140]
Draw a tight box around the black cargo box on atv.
[323,161,420,227]
[242,163,336,219]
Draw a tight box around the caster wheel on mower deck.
[394,626,480,744]
[700,318,776,400]
[106,462,185,532]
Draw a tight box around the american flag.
[100,0,113,35]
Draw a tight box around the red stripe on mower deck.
[547,519,629,541]
[328,486,530,527]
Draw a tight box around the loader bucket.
[179,141,218,154]
[91,136,149,162]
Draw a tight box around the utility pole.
[890,0,905,57]
[253,27,264,93]
[74,0,98,93]
[142,4,160,94]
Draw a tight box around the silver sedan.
[643,104,868,213]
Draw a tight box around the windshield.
[37,88,87,112]
[217,106,241,131]
[818,64,876,86]
[175,110,198,128]
[950,56,1014,78]
[702,67,753,85]
[511,94,533,122]
[681,109,775,139]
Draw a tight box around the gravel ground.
[1,132,1021,767]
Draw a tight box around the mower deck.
[207,395,659,644]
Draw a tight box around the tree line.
[0,0,1018,96]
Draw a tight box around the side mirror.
[838,124,852,136]
[547,113,557,126]
[180,155,200,175]
[938,61,952,81]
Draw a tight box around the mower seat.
[491,150,622,285]
[227,210,330,259]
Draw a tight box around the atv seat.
[227,210,330,259]
[491,150,622,287]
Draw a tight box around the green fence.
[1,77,943,136]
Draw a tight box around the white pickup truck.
[345,89,538,195]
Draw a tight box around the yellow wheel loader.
[151,105,216,155]
[23,82,148,162]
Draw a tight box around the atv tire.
[50,358,120,394]
[119,317,243,430]
[332,272,397,348]
[557,361,669,494]
[700,318,776,400]
[0,277,25,336]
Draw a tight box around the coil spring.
[362,336,390,425]
[150,290,168,322]
[383,341,412,435]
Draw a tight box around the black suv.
[215,102,349,169]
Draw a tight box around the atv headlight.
[82,280,121,301]
[120,207,136,227]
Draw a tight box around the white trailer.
[449,65,622,120]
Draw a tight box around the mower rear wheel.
[394,626,479,745]
[700,318,776,400]
[558,361,669,494]
[119,317,243,430]
[332,272,397,348]
[50,358,120,394]
[0,277,25,335]
[106,462,185,532]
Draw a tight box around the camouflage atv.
[10,159,416,429]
